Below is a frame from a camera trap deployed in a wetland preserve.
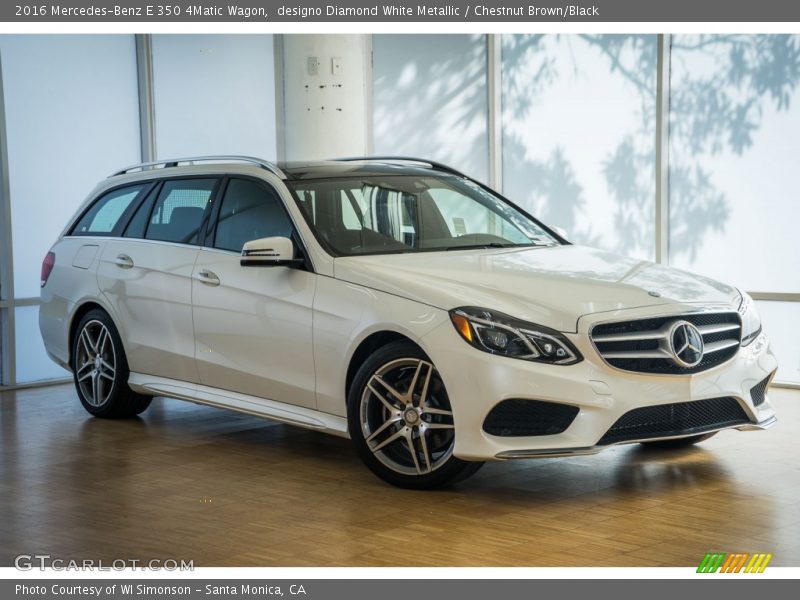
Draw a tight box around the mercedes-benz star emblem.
[668,321,704,368]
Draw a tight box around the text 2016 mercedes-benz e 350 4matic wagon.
[40,156,777,488]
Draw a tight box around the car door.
[191,177,317,408]
[97,177,220,383]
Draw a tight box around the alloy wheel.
[359,358,455,476]
[75,320,117,407]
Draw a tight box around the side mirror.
[240,236,304,267]
[552,225,568,240]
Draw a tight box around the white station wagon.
[40,156,777,488]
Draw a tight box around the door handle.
[196,269,220,287]
[113,254,134,269]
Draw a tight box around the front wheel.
[72,309,152,418]
[347,341,483,489]
[639,432,717,450]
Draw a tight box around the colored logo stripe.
[720,553,736,572]
[745,553,773,573]
[697,553,713,572]
[697,552,772,573]
[722,553,747,573]
[697,552,726,573]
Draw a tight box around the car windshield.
[286,174,559,256]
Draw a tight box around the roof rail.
[110,155,286,179]
[334,156,469,179]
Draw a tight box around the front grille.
[750,375,772,407]
[597,397,751,445]
[591,312,741,375]
[483,399,579,437]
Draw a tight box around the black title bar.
[4,0,800,22]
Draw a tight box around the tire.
[639,431,717,450]
[347,340,483,489]
[71,309,152,419]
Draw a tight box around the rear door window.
[145,179,218,245]
[71,184,147,236]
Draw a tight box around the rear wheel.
[71,309,151,418]
[639,432,717,449]
[348,341,483,489]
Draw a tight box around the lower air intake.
[750,375,772,407]
[483,399,579,437]
[597,397,751,445]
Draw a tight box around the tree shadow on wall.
[505,33,800,261]
[377,34,800,262]
[373,34,492,181]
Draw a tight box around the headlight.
[449,307,582,365]
[738,291,762,346]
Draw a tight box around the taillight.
[41,252,55,287]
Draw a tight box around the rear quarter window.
[70,184,147,236]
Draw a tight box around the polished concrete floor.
[1,383,799,567]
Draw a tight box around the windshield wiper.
[444,242,520,251]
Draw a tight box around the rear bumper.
[421,304,778,462]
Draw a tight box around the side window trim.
[110,181,157,237]
[117,181,160,238]
[196,176,225,247]
[203,176,231,249]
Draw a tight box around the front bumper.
[421,304,778,461]
[493,415,777,460]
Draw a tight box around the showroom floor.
[1,383,798,567]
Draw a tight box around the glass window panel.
[71,185,146,236]
[501,34,657,260]
[0,35,141,299]
[15,305,67,384]
[341,192,362,230]
[214,179,293,253]
[287,175,556,255]
[429,188,530,243]
[668,35,800,293]
[373,34,489,182]
[151,35,276,159]
[146,179,216,245]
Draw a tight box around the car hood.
[332,245,740,332]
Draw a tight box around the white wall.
[0,35,142,300]
[0,35,142,383]
[373,34,489,182]
[758,301,800,384]
[280,34,370,160]
[152,34,277,159]
[668,35,800,293]
[501,34,657,261]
